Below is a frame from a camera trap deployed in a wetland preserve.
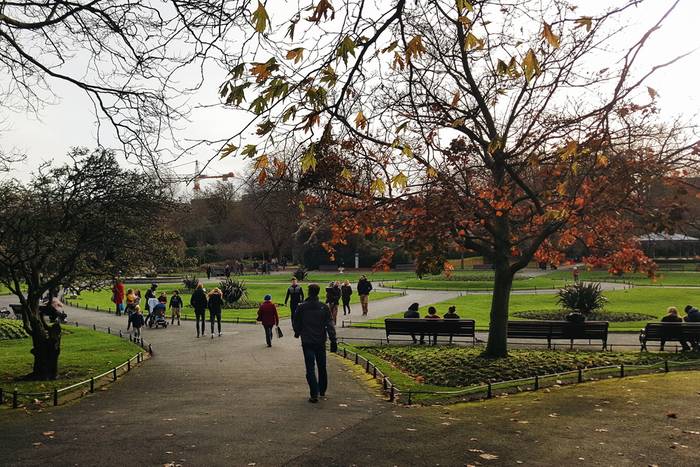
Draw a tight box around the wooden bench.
[9,304,24,320]
[507,320,609,350]
[385,318,476,344]
[639,322,700,351]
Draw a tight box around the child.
[170,290,183,325]
[131,306,145,339]
[425,306,441,320]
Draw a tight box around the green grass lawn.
[388,275,569,291]
[67,282,399,321]
[0,326,142,395]
[353,287,700,331]
[542,269,700,286]
[218,271,418,283]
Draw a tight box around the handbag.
[276,326,284,338]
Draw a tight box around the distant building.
[638,233,700,258]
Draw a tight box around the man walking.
[357,275,373,316]
[285,278,305,321]
[293,284,338,403]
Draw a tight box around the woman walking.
[169,290,183,325]
[208,287,224,338]
[325,281,341,324]
[190,283,208,338]
[341,280,352,315]
[257,294,279,347]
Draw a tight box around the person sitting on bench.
[683,305,700,351]
[403,303,420,343]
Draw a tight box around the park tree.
[0,148,174,380]
[218,0,700,356]
[0,0,247,162]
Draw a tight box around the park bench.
[639,322,700,351]
[318,264,338,272]
[394,263,416,271]
[472,264,494,270]
[507,320,609,350]
[384,318,476,345]
[9,304,24,320]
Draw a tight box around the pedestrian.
[257,294,280,347]
[144,283,157,314]
[443,306,460,319]
[341,280,352,315]
[285,278,305,321]
[208,287,224,338]
[292,284,338,403]
[206,265,212,280]
[111,278,125,316]
[170,290,183,325]
[660,306,682,351]
[190,283,208,338]
[424,306,440,344]
[325,281,341,324]
[683,305,700,351]
[357,275,373,316]
[225,264,231,278]
[126,288,136,330]
[572,266,580,284]
[131,306,145,339]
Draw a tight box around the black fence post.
[12,390,18,409]
[383,377,387,390]
[112,368,117,381]
[148,344,153,355]
[534,374,539,390]
[365,359,370,373]
[53,388,58,406]
[578,368,583,383]
[93,324,96,330]
[664,360,669,372]
[0,388,3,405]
[75,322,78,327]
[140,337,144,348]
[119,330,123,338]
[620,364,625,378]
[389,385,395,402]
[373,365,377,379]
[487,382,493,399]
[107,327,111,335]
[343,348,347,358]
[90,377,95,393]
[355,353,359,364]
[407,390,412,405]
[127,359,131,372]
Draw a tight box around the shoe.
[308,397,319,403]
[267,344,272,347]
[197,334,200,338]
[218,332,222,337]
[320,392,325,397]
[211,334,214,339]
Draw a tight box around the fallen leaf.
[479,453,499,460]
[548,413,559,418]
[666,412,678,419]
[406,428,417,432]
[42,431,55,436]
[164,433,174,437]
[595,428,609,432]
[467,448,484,453]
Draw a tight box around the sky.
[1,0,699,189]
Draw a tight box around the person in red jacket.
[257,294,280,347]
[112,278,125,316]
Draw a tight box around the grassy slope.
[354,287,700,331]
[0,326,142,394]
[68,282,398,321]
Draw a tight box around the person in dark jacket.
[325,281,341,324]
[144,283,157,313]
[660,306,683,351]
[169,290,183,325]
[443,306,460,319]
[257,294,280,347]
[357,275,373,316]
[208,288,224,338]
[683,305,700,351]
[341,280,353,315]
[403,302,420,344]
[285,278,305,321]
[131,306,145,339]
[190,283,208,338]
[293,284,338,403]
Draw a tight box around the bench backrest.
[507,320,609,339]
[385,318,475,336]
[643,322,700,339]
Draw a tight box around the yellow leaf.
[301,146,317,173]
[596,154,609,167]
[219,144,238,159]
[456,0,474,13]
[391,172,408,189]
[254,154,269,170]
[426,167,438,178]
[575,17,593,32]
[340,168,352,180]
[252,1,269,33]
[556,181,567,196]
[406,35,427,62]
[286,48,304,64]
[257,169,267,184]
[542,22,560,48]
[561,140,577,159]
[522,49,541,82]
[488,138,502,154]
[464,32,484,50]
[402,145,413,157]
[371,178,386,195]
[354,111,368,130]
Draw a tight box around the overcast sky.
[2,0,698,188]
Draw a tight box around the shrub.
[557,282,607,314]
[219,278,247,304]
[513,310,656,322]
[182,274,200,291]
[293,268,308,281]
[0,320,29,340]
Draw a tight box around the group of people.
[661,305,700,351]
[403,303,460,344]
[189,284,225,338]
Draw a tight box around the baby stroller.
[147,302,168,328]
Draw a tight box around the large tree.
[0,148,173,379]
[218,0,699,356]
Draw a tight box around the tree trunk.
[23,300,63,381]
[484,262,514,358]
